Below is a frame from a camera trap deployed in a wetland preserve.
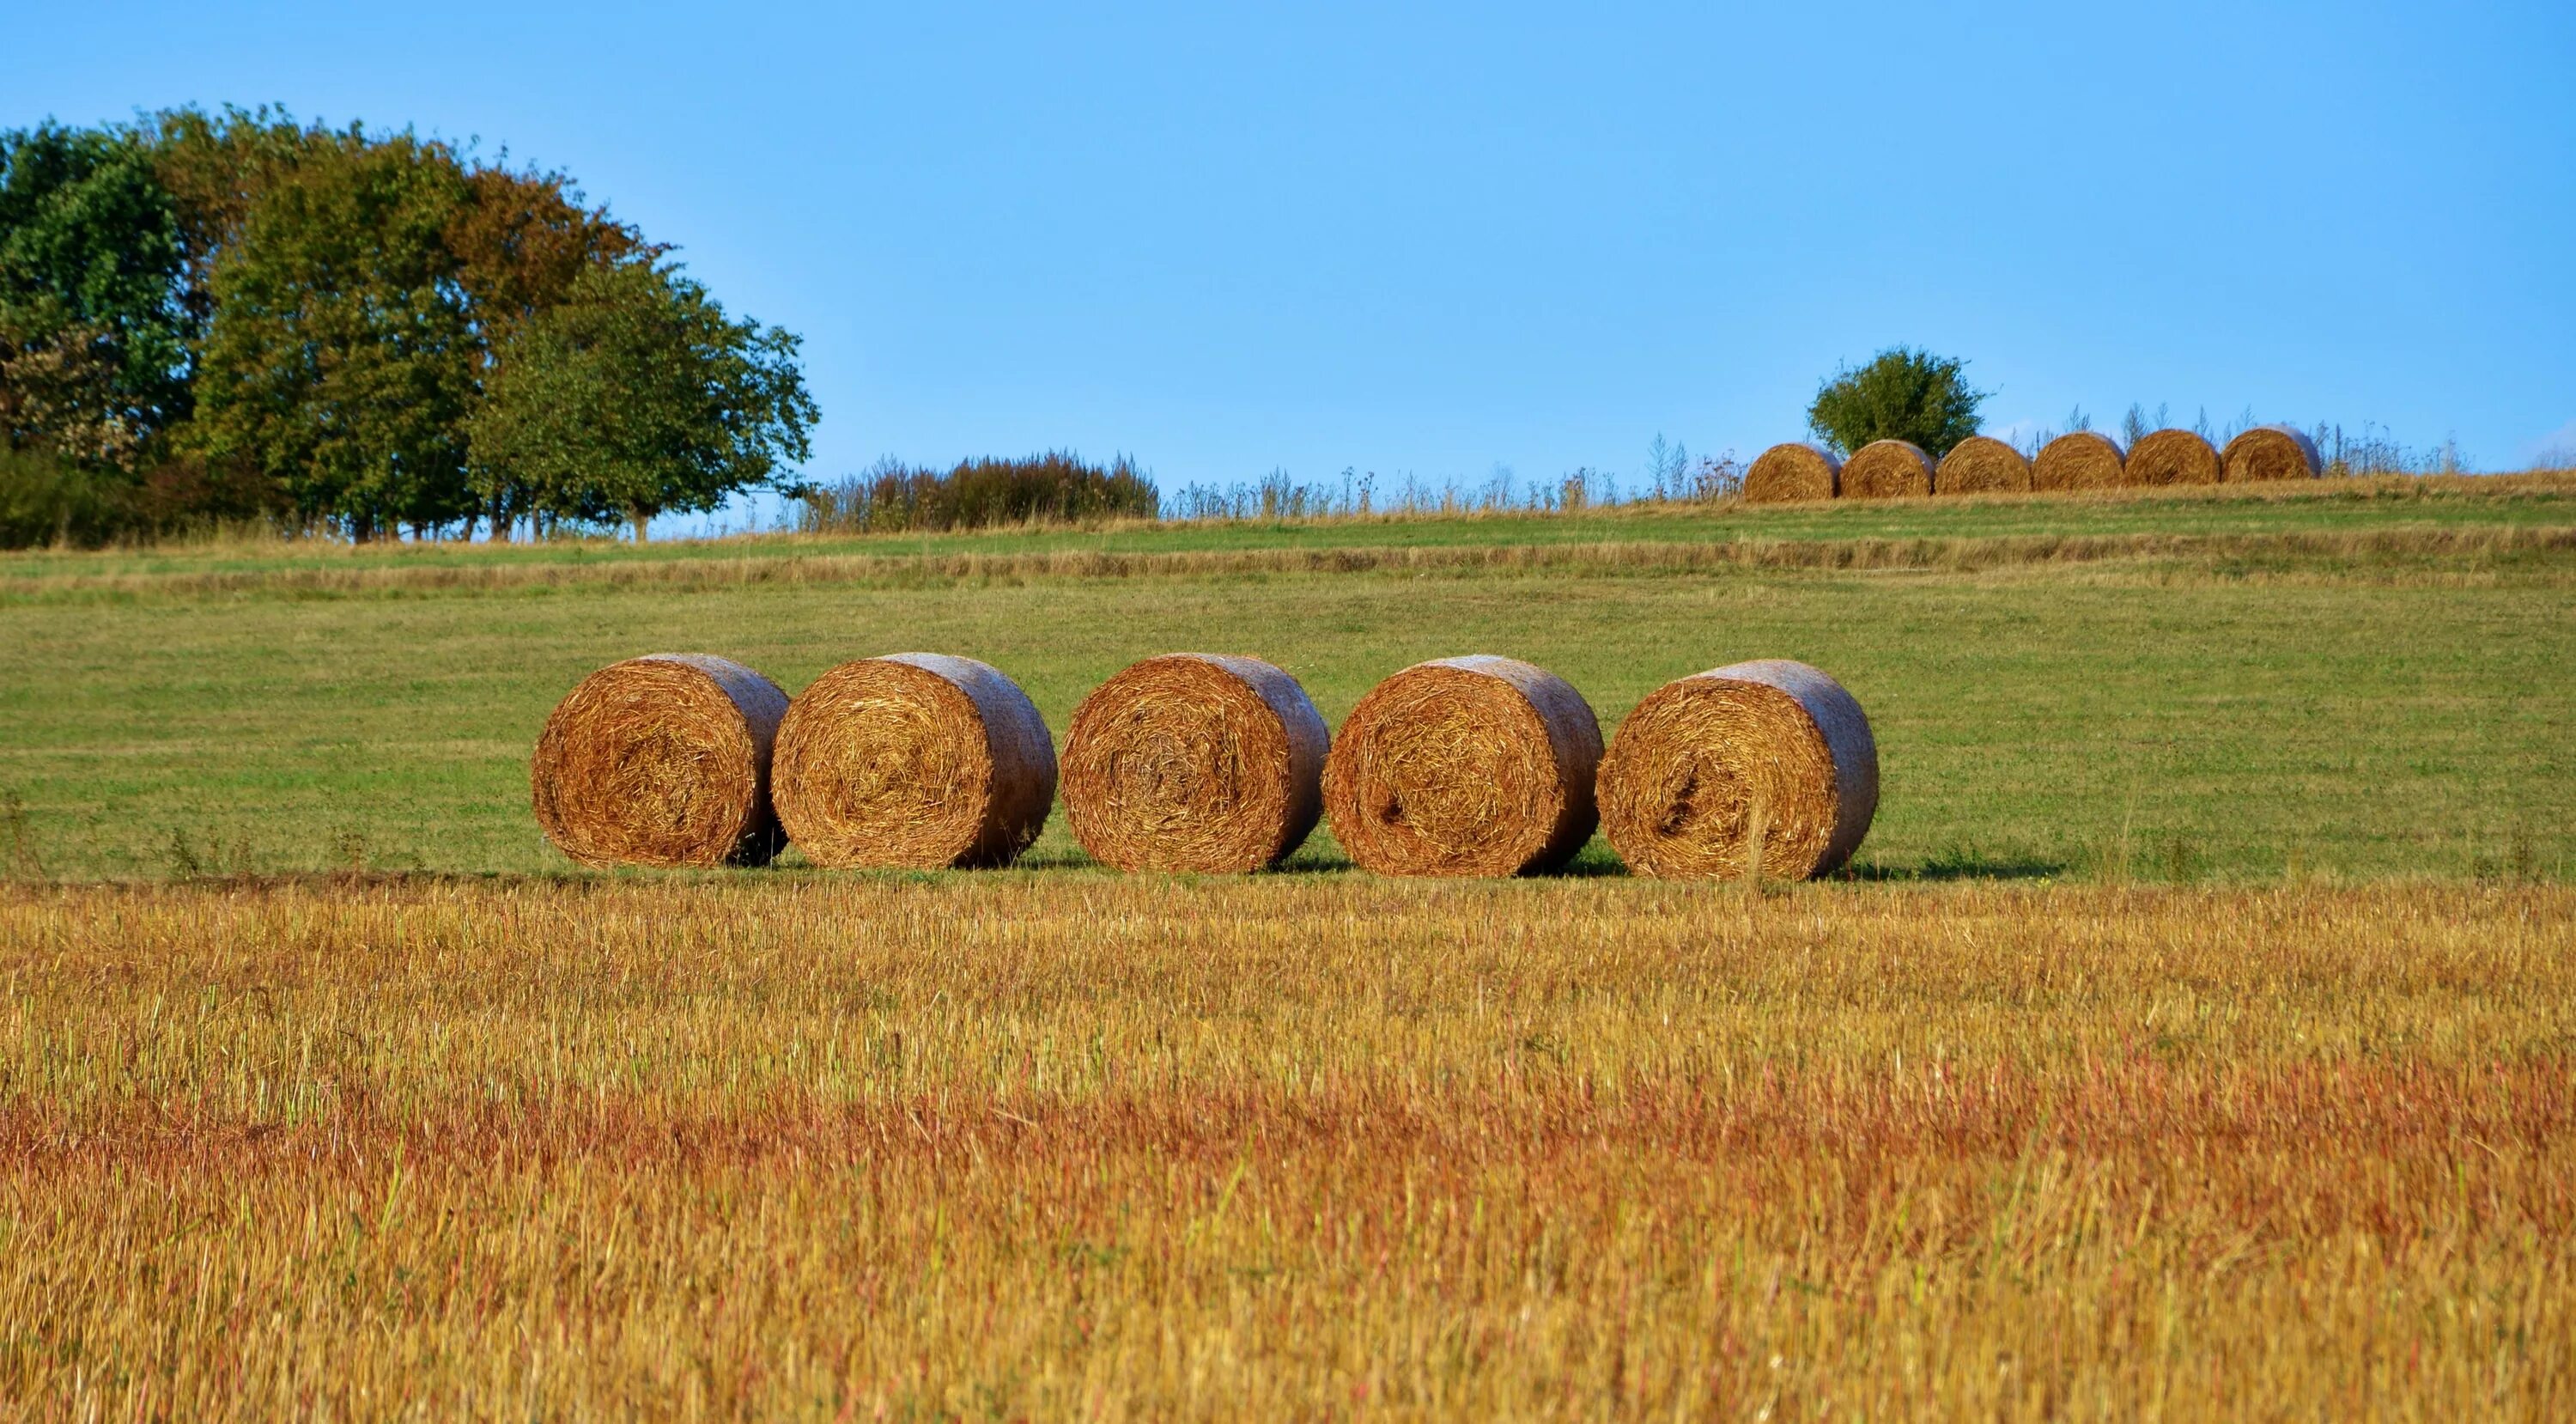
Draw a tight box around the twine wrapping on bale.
[1323,655,1602,878]
[1838,440,1935,499]
[1934,435,2032,496]
[1061,654,1329,873]
[1596,660,1878,880]
[532,654,790,868]
[771,654,1056,869]
[2125,429,2222,486]
[1743,442,1841,503]
[2032,431,2126,492]
[2221,424,2322,483]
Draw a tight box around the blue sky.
[9,0,2573,517]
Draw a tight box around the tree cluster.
[0,106,815,545]
[1807,346,1989,459]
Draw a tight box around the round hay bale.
[1934,435,2032,496]
[1743,442,1841,502]
[771,654,1056,869]
[2125,429,2222,486]
[1596,660,1878,880]
[1061,654,1328,873]
[1838,440,1935,499]
[2032,431,2125,492]
[2221,424,2322,483]
[532,654,790,868]
[1323,655,1602,878]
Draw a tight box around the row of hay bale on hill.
[1744,424,2322,502]
[532,652,1880,881]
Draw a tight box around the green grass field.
[4,478,2569,883]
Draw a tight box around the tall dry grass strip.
[1838,440,1935,499]
[771,654,1055,869]
[1324,655,1602,878]
[1744,442,1842,502]
[1935,435,2033,496]
[531,654,789,867]
[2223,424,2323,483]
[1061,654,1328,873]
[1596,660,1877,880]
[2032,431,2127,491]
[2127,429,2223,486]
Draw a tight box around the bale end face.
[1323,655,1602,878]
[1934,435,2032,496]
[2221,425,2322,483]
[1063,654,1328,873]
[531,654,789,868]
[1744,442,1841,503]
[2032,431,2125,492]
[1838,441,1935,500]
[772,654,1055,869]
[1597,659,1877,880]
[2125,429,2222,487]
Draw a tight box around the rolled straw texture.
[772,654,1055,869]
[1062,654,1328,873]
[1597,659,1878,880]
[1934,435,2032,496]
[2221,424,2322,483]
[532,654,789,868]
[2125,429,2222,486]
[1323,655,1603,878]
[1838,440,1935,499]
[2032,431,2125,492]
[1743,442,1841,502]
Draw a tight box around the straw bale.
[1934,435,2032,496]
[1062,654,1328,873]
[531,654,789,867]
[1323,655,1602,877]
[2126,429,2222,486]
[2221,424,2322,483]
[1596,659,1877,879]
[1744,442,1841,502]
[1838,440,1935,499]
[772,654,1055,868]
[2032,431,2125,492]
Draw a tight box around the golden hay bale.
[1838,440,1935,499]
[771,654,1056,869]
[2032,431,2125,492]
[1744,442,1841,502]
[1323,655,1602,878]
[1062,654,1329,873]
[2125,429,2222,486]
[1596,660,1878,880]
[532,654,790,868]
[1934,435,2032,496]
[2221,424,2322,483]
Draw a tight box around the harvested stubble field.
[3,479,2574,1417]
[1,876,2569,1417]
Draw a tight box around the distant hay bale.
[1062,654,1328,873]
[772,654,1056,869]
[1323,655,1602,877]
[2125,429,2222,486]
[1934,435,2032,496]
[2221,424,2322,483]
[1838,440,1935,499]
[1744,442,1841,502]
[2032,431,2125,492]
[1596,660,1878,880]
[532,654,789,868]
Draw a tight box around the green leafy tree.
[187,130,477,539]
[467,262,816,542]
[0,122,192,468]
[1806,346,1990,459]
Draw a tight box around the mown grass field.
[3,479,2573,1418]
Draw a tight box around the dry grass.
[2,874,2568,1419]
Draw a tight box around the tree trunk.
[631,508,651,545]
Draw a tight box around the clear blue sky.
[10,0,2573,511]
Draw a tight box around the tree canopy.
[1806,347,1989,459]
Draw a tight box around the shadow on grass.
[1840,851,2068,883]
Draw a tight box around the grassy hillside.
[3,476,2567,882]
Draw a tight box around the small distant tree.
[1806,346,1988,459]
[467,262,816,542]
